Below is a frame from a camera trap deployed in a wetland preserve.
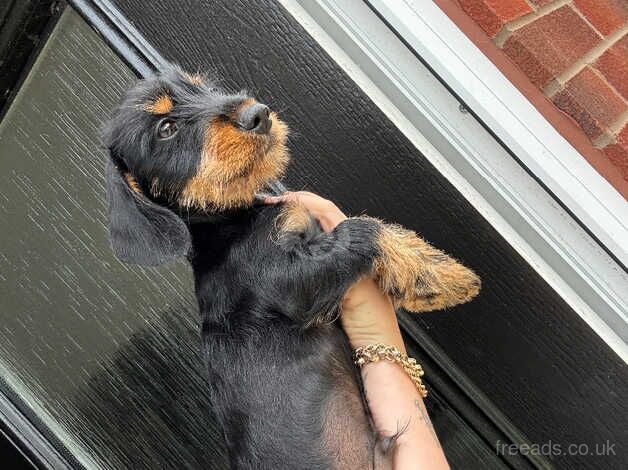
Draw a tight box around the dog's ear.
[106,159,191,266]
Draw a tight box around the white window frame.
[279,0,628,360]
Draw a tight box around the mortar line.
[494,0,572,47]
[543,26,628,97]
[570,0,606,39]
[593,110,628,148]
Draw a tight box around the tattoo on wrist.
[415,399,439,443]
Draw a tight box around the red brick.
[617,124,628,148]
[552,67,626,139]
[457,0,533,37]
[604,144,628,181]
[573,0,628,36]
[529,0,554,6]
[602,126,628,181]
[502,6,600,87]
[595,35,628,99]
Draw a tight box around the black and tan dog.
[103,66,480,469]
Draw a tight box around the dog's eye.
[157,119,178,139]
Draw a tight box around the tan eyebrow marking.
[144,95,173,114]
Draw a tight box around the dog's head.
[103,66,289,266]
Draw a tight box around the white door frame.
[279,0,628,360]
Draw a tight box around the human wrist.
[341,282,406,351]
[342,321,406,352]
[354,343,426,398]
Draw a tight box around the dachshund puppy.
[103,66,480,469]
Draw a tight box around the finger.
[279,191,303,203]
[295,190,316,198]
[262,195,285,204]
[296,190,324,201]
[262,191,300,204]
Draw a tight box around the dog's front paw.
[399,255,480,312]
[373,222,480,313]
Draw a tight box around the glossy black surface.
[108,0,628,469]
[0,429,35,470]
[0,6,513,469]
[0,0,61,114]
[0,8,226,468]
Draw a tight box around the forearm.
[361,361,449,469]
[342,278,449,469]
[341,277,406,352]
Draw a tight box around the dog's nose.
[236,103,272,134]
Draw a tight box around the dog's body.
[104,67,479,469]
[190,204,375,469]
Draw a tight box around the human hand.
[263,191,405,351]
[263,190,347,233]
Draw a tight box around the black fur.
[191,209,383,469]
[103,67,386,469]
[106,159,191,265]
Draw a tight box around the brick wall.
[444,0,628,194]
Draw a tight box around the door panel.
[0,8,228,469]
[0,5,510,469]
[107,1,628,469]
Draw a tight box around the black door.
[0,1,625,469]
